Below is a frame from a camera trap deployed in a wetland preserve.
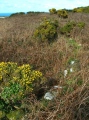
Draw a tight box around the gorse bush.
[49,8,57,14]
[13,64,43,92]
[0,62,44,112]
[57,9,68,18]
[33,19,59,43]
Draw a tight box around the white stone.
[70,68,73,72]
[78,44,82,46]
[44,92,54,100]
[71,61,75,65]
[64,70,68,77]
[54,86,62,89]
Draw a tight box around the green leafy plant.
[33,19,59,43]
[1,83,23,104]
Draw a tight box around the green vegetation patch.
[60,21,76,36]
[60,21,85,36]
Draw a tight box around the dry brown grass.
[0,12,89,120]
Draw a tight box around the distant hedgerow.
[9,12,25,17]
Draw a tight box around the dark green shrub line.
[27,11,45,15]
[9,12,25,17]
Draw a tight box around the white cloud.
[44,2,59,9]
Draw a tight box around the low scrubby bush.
[57,9,68,18]
[33,19,59,43]
[60,21,76,36]
[60,21,85,36]
[49,8,57,14]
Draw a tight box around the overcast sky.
[0,0,89,13]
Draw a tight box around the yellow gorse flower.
[0,62,43,92]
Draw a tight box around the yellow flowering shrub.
[13,64,43,91]
[57,9,68,18]
[0,62,43,91]
[0,62,45,112]
[49,8,57,14]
